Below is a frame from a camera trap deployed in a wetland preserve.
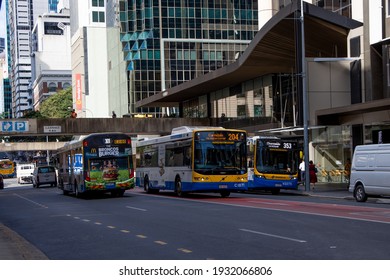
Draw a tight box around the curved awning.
[136,1,362,108]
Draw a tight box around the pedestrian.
[309,160,318,190]
[70,109,77,118]
[112,111,117,118]
[344,158,351,189]
[299,159,305,185]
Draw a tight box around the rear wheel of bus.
[175,177,185,197]
[220,190,230,197]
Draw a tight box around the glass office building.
[118,0,259,116]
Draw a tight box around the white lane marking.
[13,194,48,208]
[240,228,307,243]
[247,200,289,206]
[126,206,147,211]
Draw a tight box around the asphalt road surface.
[0,178,389,260]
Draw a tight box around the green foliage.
[22,110,44,118]
[40,87,73,118]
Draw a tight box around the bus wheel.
[74,183,80,198]
[220,191,230,198]
[354,184,367,202]
[175,178,184,197]
[271,189,280,195]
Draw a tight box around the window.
[92,0,104,7]
[92,11,105,23]
[48,82,57,92]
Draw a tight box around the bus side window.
[183,147,191,166]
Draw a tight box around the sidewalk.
[0,223,48,260]
[284,181,352,199]
[0,182,350,260]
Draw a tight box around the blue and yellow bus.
[136,126,248,197]
[56,133,135,197]
[0,159,16,178]
[248,136,300,194]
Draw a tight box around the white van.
[16,163,35,184]
[349,144,390,202]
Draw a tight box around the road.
[0,178,389,260]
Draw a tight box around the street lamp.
[300,0,310,191]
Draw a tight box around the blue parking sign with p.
[15,122,27,131]
[0,121,28,132]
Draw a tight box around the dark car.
[0,174,4,189]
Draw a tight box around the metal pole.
[300,0,310,191]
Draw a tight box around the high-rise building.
[48,0,58,12]
[31,9,71,110]
[118,0,259,117]
[7,0,50,117]
[69,0,123,118]
[0,38,4,54]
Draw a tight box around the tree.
[40,87,73,118]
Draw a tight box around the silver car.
[32,166,57,188]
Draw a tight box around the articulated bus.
[0,159,15,178]
[56,133,135,197]
[136,126,248,197]
[248,136,300,194]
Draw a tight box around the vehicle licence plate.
[105,183,116,189]
[219,185,228,189]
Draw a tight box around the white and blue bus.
[248,136,300,194]
[136,126,248,197]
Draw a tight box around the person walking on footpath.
[299,159,305,185]
[344,158,351,189]
[309,160,318,190]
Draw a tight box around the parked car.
[17,163,34,184]
[349,144,390,202]
[32,166,57,188]
[0,174,4,189]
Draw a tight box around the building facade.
[118,0,259,117]
[31,10,72,110]
[7,0,50,117]
[135,0,372,184]
[69,0,125,118]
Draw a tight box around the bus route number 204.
[228,133,240,141]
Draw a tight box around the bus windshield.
[256,145,298,175]
[194,141,247,175]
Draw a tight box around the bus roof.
[57,132,131,154]
[171,126,224,134]
[137,126,246,147]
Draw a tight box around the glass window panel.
[169,8,175,17]
[190,51,196,60]
[99,12,105,22]
[92,11,99,22]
